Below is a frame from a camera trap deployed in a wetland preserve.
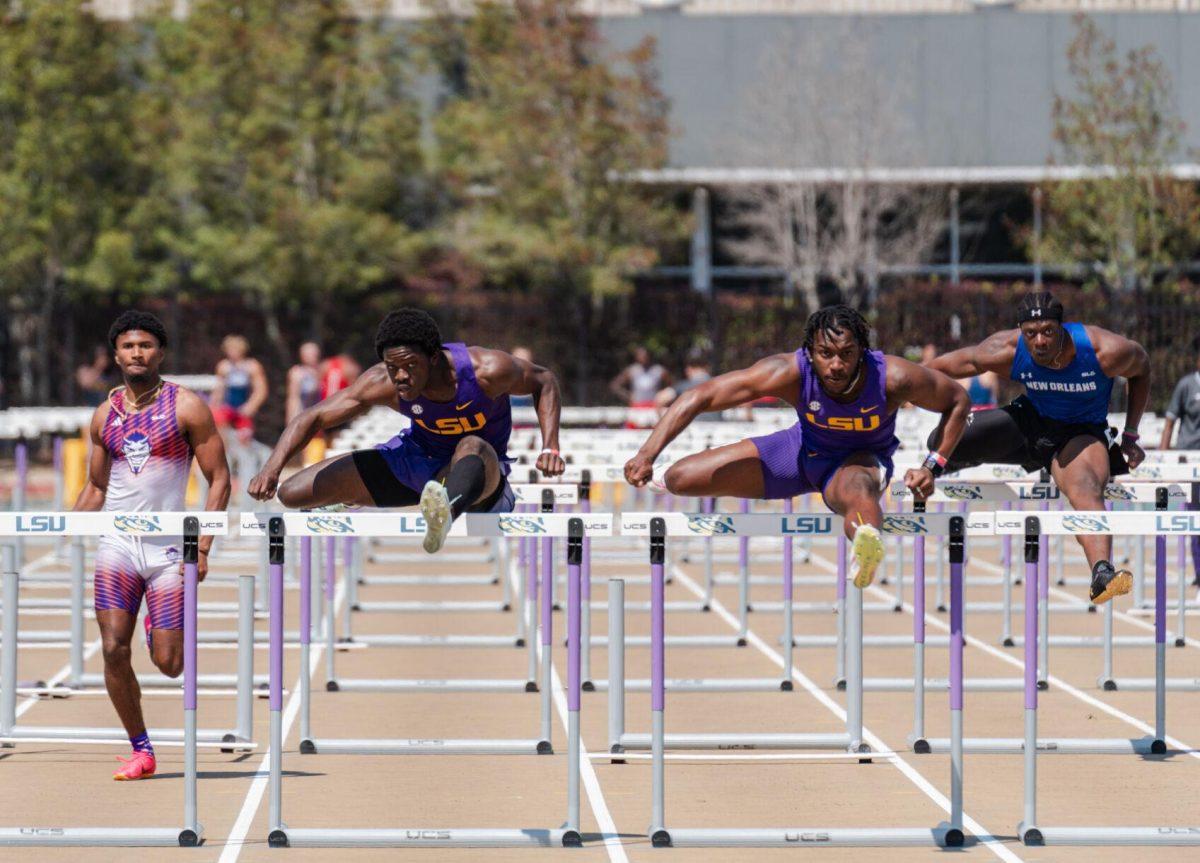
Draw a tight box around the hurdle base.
[654,825,962,847]
[348,634,522,648]
[589,677,790,693]
[299,737,553,756]
[1108,677,1200,691]
[1023,826,1200,846]
[923,736,1163,755]
[329,678,531,694]
[0,826,203,847]
[617,732,852,751]
[276,827,575,847]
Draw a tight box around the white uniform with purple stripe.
[95,382,193,630]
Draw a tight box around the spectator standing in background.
[77,345,117,407]
[655,348,723,422]
[963,371,1001,411]
[320,351,362,401]
[1159,338,1200,599]
[610,345,671,428]
[287,342,323,424]
[210,335,269,445]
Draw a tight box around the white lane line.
[930,555,1200,761]
[671,563,1026,863]
[218,581,343,863]
[518,559,627,863]
[13,639,103,719]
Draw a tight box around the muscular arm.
[72,406,111,512]
[260,364,397,476]
[925,330,1019,380]
[635,354,799,464]
[1091,327,1151,434]
[888,357,972,461]
[178,390,231,556]
[474,347,563,476]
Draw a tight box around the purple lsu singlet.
[796,348,898,453]
[394,343,512,465]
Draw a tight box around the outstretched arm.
[625,354,799,486]
[247,364,396,501]
[887,357,972,497]
[474,348,564,477]
[925,330,1019,380]
[1092,327,1150,469]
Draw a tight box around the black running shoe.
[1089,561,1133,605]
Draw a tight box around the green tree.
[0,2,137,403]
[1033,14,1199,293]
[423,0,681,400]
[92,0,429,365]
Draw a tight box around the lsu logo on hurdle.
[687,515,736,536]
[780,516,834,534]
[941,484,984,501]
[498,516,546,535]
[1018,486,1060,500]
[114,515,163,534]
[883,515,928,534]
[1103,483,1136,501]
[15,515,66,533]
[1156,514,1200,533]
[305,516,355,535]
[1062,515,1110,533]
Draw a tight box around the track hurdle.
[247,509,613,758]
[0,515,204,847]
[0,512,254,750]
[1013,511,1200,847]
[266,513,605,848]
[641,515,965,848]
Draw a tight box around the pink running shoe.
[113,751,156,781]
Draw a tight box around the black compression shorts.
[930,396,1128,476]
[350,449,510,511]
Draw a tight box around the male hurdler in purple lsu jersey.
[95,382,193,629]
[751,348,899,500]
[376,342,516,511]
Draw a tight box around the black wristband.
[922,453,946,478]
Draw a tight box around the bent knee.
[277,476,308,509]
[153,651,184,678]
[663,463,696,496]
[455,436,494,459]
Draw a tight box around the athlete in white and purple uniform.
[248,309,565,553]
[74,311,230,780]
[625,306,971,589]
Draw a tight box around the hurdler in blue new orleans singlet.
[751,348,899,500]
[1010,322,1113,425]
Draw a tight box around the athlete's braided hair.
[374,308,443,358]
[802,305,871,353]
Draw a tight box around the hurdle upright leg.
[268,519,287,846]
[1001,503,1015,646]
[299,536,312,745]
[834,534,847,687]
[324,536,336,688]
[581,494,593,688]
[539,533,553,747]
[737,498,749,641]
[909,531,927,751]
[564,520,584,846]
[1,546,17,739]
[781,498,794,687]
[607,578,625,756]
[68,537,85,687]
[1018,517,1040,843]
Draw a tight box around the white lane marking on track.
[810,548,1200,763]
[14,640,103,719]
[670,563,1027,863]
[950,555,1200,759]
[218,581,343,863]
[516,558,628,863]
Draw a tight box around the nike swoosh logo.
[456,401,474,411]
[859,405,877,414]
[151,414,166,420]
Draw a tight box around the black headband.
[1016,305,1063,325]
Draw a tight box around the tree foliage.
[1034,14,1199,292]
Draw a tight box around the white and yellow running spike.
[850,522,884,590]
[419,480,453,554]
